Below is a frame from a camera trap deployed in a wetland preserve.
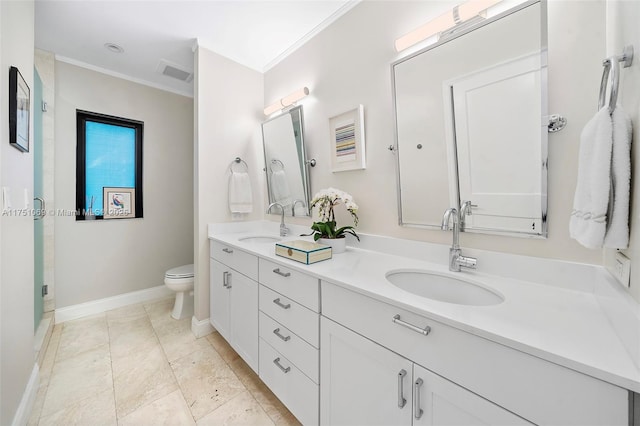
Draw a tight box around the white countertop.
[208,224,640,393]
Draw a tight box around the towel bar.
[229,157,249,173]
[598,45,634,114]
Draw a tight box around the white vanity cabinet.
[321,316,532,426]
[209,241,259,372]
[257,258,320,425]
[321,281,629,426]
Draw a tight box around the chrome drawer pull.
[273,357,291,373]
[273,268,291,277]
[392,314,431,336]
[273,298,291,310]
[414,378,424,419]
[222,271,232,289]
[273,328,291,342]
[397,369,407,408]
[222,248,233,254]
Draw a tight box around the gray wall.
[0,1,35,423]
[55,61,194,308]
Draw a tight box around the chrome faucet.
[441,207,477,272]
[459,200,474,231]
[291,199,306,217]
[267,202,289,237]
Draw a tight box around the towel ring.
[229,157,249,173]
[270,158,285,173]
[598,45,634,114]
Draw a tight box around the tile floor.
[28,297,300,426]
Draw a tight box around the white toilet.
[164,264,194,320]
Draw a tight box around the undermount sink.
[238,235,282,243]
[385,270,504,306]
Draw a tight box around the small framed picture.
[329,104,366,172]
[9,66,30,153]
[103,187,135,219]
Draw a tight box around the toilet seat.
[165,264,194,279]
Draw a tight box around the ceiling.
[35,0,357,97]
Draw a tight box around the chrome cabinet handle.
[273,357,291,373]
[272,268,291,277]
[398,369,407,408]
[222,271,232,289]
[414,378,424,419]
[392,314,431,336]
[273,328,291,342]
[222,248,233,254]
[273,298,291,310]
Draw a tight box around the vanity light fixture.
[264,87,310,116]
[394,0,502,52]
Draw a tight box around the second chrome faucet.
[441,206,477,272]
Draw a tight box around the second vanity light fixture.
[395,0,502,52]
[263,87,310,116]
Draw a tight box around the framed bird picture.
[103,187,135,219]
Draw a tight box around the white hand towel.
[604,105,632,248]
[228,171,253,214]
[570,107,613,249]
[271,169,292,207]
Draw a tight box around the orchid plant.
[303,188,360,241]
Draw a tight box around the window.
[76,110,143,220]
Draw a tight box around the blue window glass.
[85,122,136,215]
[76,110,143,220]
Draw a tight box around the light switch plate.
[23,188,29,209]
[605,250,631,288]
[2,187,12,210]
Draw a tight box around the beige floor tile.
[196,390,274,426]
[113,343,178,418]
[56,314,109,361]
[143,297,174,321]
[26,382,48,426]
[39,324,63,385]
[118,389,195,426]
[38,387,116,426]
[106,303,147,322]
[171,345,246,421]
[108,316,158,361]
[41,343,113,418]
[154,317,211,362]
[206,332,239,365]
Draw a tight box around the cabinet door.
[229,271,259,372]
[210,259,230,339]
[413,364,532,426]
[321,317,413,426]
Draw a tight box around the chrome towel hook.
[598,45,634,114]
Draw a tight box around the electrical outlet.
[605,250,631,288]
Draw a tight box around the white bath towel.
[271,169,292,207]
[570,107,613,249]
[604,106,632,248]
[228,171,253,215]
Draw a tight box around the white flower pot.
[318,237,346,254]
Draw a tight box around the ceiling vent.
[156,59,193,83]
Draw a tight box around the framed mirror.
[261,105,312,216]
[392,0,547,238]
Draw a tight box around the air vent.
[156,59,193,83]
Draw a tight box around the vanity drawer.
[321,281,628,426]
[260,285,319,347]
[259,258,319,312]
[259,338,319,426]
[259,311,319,383]
[210,241,258,281]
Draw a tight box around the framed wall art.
[329,105,366,172]
[9,66,30,153]
[103,187,136,219]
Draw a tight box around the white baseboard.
[12,364,39,426]
[55,285,173,323]
[191,316,215,338]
